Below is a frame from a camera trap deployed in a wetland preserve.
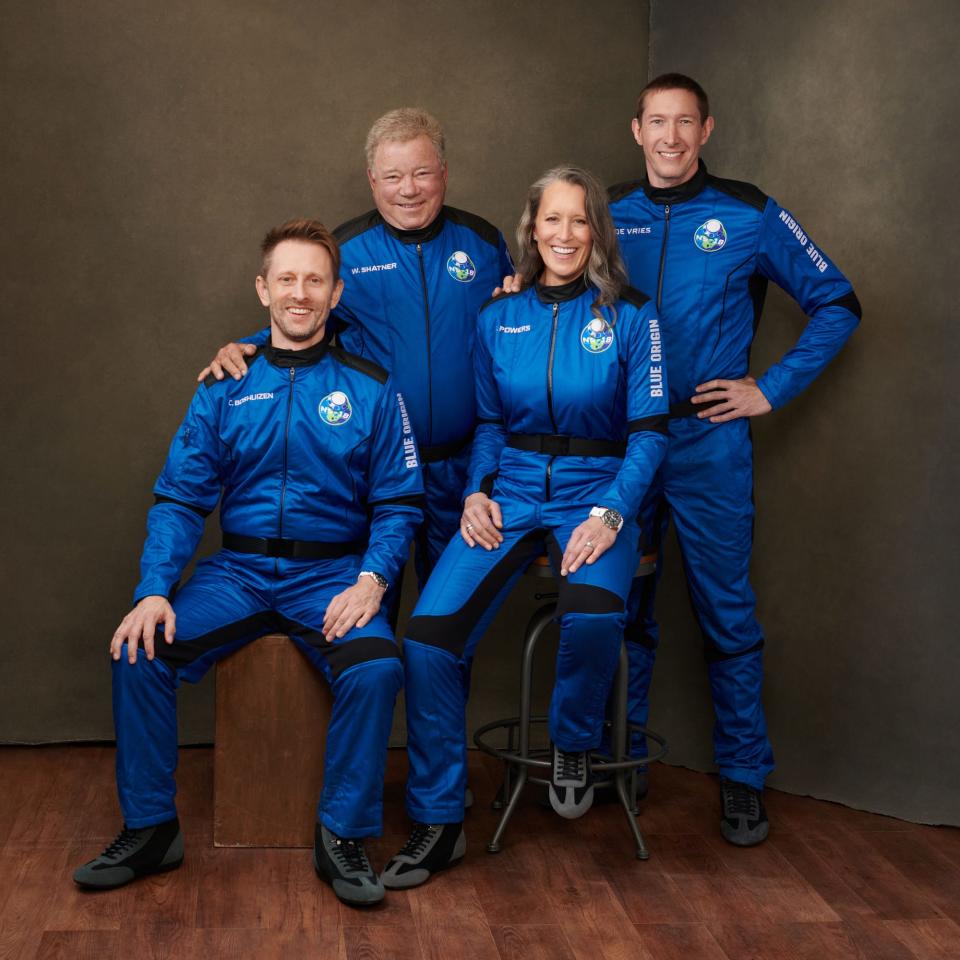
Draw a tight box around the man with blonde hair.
[205,108,513,596]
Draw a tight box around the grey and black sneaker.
[313,823,384,907]
[381,822,466,890]
[720,778,769,846]
[73,818,183,890]
[549,744,594,819]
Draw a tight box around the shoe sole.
[73,856,183,891]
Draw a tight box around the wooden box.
[214,634,332,848]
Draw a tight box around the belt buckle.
[267,537,296,559]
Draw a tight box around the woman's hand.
[561,516,616,576]
[461,493,504,550]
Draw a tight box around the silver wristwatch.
[359,570,389,589]
[589,506,624,532]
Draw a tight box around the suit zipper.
[656,204,671,310]
[279,367,295,542]
[545,302,559,500]
[416,243,433,445]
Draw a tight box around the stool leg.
[488,604,554,853]
[612,642,649,860]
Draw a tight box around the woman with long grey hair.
[382,165,670,889]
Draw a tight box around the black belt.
[222,533,364,560]
[420,430,473,464]
[507,433,627,458]
[669,397,722,419]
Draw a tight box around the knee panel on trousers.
[555,583,624,618]
[703,636,765,664]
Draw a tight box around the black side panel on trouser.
[154,612,399,681]
[404,528,548,657]
[288,624,400,680]
[155,612,279,669]
[544,533,625,617]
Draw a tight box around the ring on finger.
[585,540,595,548]
[465,522,475,530]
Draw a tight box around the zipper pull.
[664,204,671,219]
[290,368,295,382]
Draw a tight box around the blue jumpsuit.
[114,340,424,838]
[401,276,669,824]
[608,162,861,788]
[245,207,513,584]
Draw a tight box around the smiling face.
[631,87,714,189]
[255,240,343,350]
[367,134,448,231]
[533,180,593,287]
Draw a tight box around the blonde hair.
[364,108,446,168]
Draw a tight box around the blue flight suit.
[245,207,513,585]
[114,340,424,838]
[608,162,861,788]
[401,276,669,824]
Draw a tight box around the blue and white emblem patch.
[580,317,614,353]
[446,251,476,282]
[318,391,352,426]
[694,219,727,252]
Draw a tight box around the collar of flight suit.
[534,273,590,304]
[381,209,446,245]
[641,159,709,205]
[263,338,330,368]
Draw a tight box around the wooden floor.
[1,747,959,959]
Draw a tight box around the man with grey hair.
[204,107,513,595]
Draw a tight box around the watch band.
[359,570,389,589]
[589,506,624,532]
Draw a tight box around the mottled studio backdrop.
[1,0,956,824]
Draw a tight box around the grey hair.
[514,165,627,320]
[364,107,446,168]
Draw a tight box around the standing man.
[204,109,513,590]
[73,219,424,907]
[608,74,861,845]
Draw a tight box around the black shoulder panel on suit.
[334,210,383,244]
[607,179,646,203]
[328,345,389,384]
[479,288,524,314]
[443,206,502,248]
[619,284,651,309]
[202,345,265,389]
[707,175,769,212]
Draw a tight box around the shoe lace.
[398,823,436,858]
[102,827,142,860]
[723,780,759,818]
[556,749,586,781]
[329,836,371,874]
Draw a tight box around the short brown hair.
[260,218,340,280]
[636,72,710,122]
[364,107,446,168]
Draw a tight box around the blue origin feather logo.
[580,317,614,353]
[694,219,727,252]
[446,250,476,282]
[318,391,352,426]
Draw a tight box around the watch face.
[603,509,623,529]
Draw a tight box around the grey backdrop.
[2,0,957,825]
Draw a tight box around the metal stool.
[473,555,667,860]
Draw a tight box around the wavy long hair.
[514,165,627,320]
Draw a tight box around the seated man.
[73,218,424,908]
